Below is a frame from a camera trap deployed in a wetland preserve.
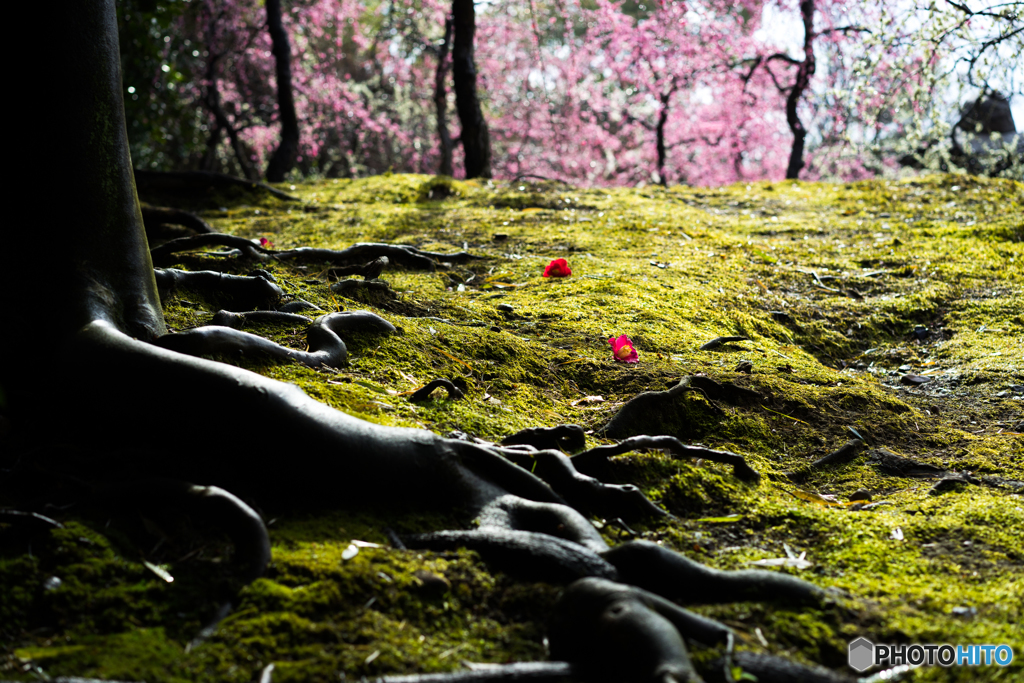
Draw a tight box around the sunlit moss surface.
[2,173,1022,682]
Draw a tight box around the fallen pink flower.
[543,258,572,278]
[608,335,639,363]
[259,237,274,248]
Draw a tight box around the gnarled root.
[501,424,587,452]
[549,577,732,683]
[331,278,397,298]
[154,310,396,369]
[410,378,465,402]
[528,449,669,521]
[154,268,282,309]
[404,528,619,583]
[601,376,765,442]
[141,204,214,238]
[604,540,827,606]
[91,478,270,584]
[572,435,760,484]
[151,235,476,272]
[282,242,479,269]
[151,234,269,265]
[327,256,390,281]
[786,439,866,482]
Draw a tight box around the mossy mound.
[2,173,1022,682]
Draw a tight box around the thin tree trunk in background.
[265,0,300,183]
[205,54,258,181]
[434,16,455,177]
[451,0,492,179]
[785,0,816,180]
[655,91,670,186]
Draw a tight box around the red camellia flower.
[259,237,274,248]
[608,335,639,363]
[543,258,572,278]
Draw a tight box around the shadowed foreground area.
[1,173,1022,682]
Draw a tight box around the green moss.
[3,173,1022,681]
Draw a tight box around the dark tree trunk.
[655,91,671,187]
[5,0,165,366]
[265,0,300,183]
[434,16,455,177]
[451,0,492,179]
[785,0,816,180]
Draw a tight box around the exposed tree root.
[549,577,730,683]
[410,378,466,402]
[600,375,766,440]
[867,448,945,477]
[150,233,478,271]
[327,255,390,280]
[604,540,827,606]
[331,278,397,298]
[500,424,587,452]
[154,268,283,310]
[527,449,670,521]
[699,336,748,350]
[787,439,866,482]
[90,478,271,584]
[684,375,762,405]
[405,528,620,583]
[276,243,480,269]
[155,311,395,369]
[140,204,215,237]
[151,234,268,265]
[278,299,323,313]
[573,435,760,483]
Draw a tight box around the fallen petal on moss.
[608,335,639,363]
[543,258,572,278]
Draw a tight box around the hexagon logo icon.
[849,637,875,672]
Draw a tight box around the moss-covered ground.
[2,173,1022,682]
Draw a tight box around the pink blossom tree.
[122,0,1020,184]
